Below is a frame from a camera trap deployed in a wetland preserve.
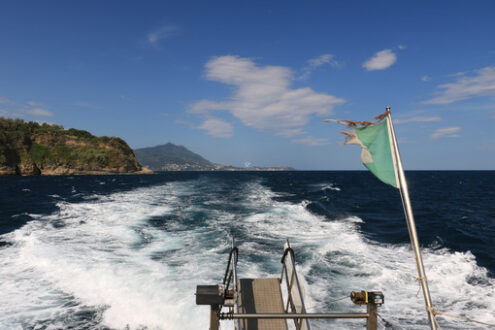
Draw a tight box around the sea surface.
[0,171,493,329]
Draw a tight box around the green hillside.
[0,117,144,175]
[133,143,217,170]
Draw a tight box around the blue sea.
[0,171,494,329]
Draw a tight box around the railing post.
[366,302,378,330]
[210,305,220,330]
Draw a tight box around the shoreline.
[0,167,154,176]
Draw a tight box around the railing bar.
[231,248,241,330]
[221,313,370,319]
[223,256,231,285]
[226,270,233,291]
[289,254,311,329]
[282,264,292,313]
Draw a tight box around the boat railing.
[196,239,385,330]
[222,242,238,292]
[222,239,242,330]
[280,240,311,330]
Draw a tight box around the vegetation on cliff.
[134,143,216,171]
[0,117,143,175]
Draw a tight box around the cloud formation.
[27,101,44,107]
[430,126,461,139]
[190,56,345,138]
[298,54,339,80]
[394,116,442,124]
[363,49,397,71]
[198,118,234,138]
[147,25,178,46]
[26,108,54,117]
[422,66,495,104]
[292,136,329,146]
[0,97,55,118]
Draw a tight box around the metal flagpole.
[386,107,438,330]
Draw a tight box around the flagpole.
[386,107,438,330]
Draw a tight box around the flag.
[328,111,439,329]
[327,112,399,188]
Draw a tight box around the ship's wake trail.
[0,177,493,329]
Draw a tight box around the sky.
[1,1,494,170]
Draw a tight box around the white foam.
[309,182,341,192]
[0,179,493,329]
[229,183,494,329]
[0,182,230,329]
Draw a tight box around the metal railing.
[280,240,311,330]
[197,239,383,330]
[222,241,238,292]
[222,239,242,330]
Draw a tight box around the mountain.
[0,117,147,175]
[133,143,217,171]
[134,142,295,171]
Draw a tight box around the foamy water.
[0,178,493,329]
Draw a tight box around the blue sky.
[1,1,494,170]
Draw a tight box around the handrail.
[280,240,311,330]
[221,312,370,319]
[198,238,383,330]
[221,239,242,330]
[223,245,239,290]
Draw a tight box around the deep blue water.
[0,171,493,329]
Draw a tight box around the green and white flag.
[328,113,399,188]
[329,112,439,329]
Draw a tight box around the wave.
[308,182,341,192]
[0,177,492,329]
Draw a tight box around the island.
[0,117,148,175]
[134,143,295,171]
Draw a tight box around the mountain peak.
[133,143,214,171]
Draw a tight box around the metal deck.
[238,278,288,330]
[196,239,383,330]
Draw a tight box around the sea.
[0,171,493,330]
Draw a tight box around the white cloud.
[398,44,407,50]
[190,56,345,137]
[198,118,234,138]
[27,108,54,117]
[0,97,54,117]
[430,126,461,139]
[450,71,469,77]
[423,66,495,104]
[27,100,44,107]
[0,96,14,105]
[298,54,339,80]
[308,54,338,68]
[292,136,329,146]
[363,49,397,71]
[421,75,431,82]
[394,116,442,124]
[147,25,178,46]
[189,100,230,113]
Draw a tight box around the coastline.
[0,167,154,176]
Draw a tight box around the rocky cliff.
[0,117,147,175]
